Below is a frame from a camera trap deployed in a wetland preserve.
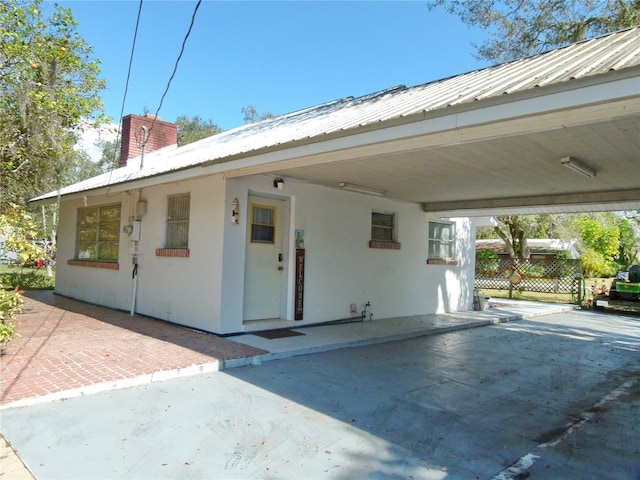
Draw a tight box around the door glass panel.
[251,205,275,243]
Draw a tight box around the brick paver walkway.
[1,291,266,406]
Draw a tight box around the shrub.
[0,286,23,350]
[0,268,55,290]
[476,250,499,272]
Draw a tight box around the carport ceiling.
[271,114,640,217]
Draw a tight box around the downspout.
[131,126,148,315]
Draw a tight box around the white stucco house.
[31,28,640,335]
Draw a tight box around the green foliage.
[176,115,223,146]
[570,212,639,276]
[573,215,620,259]
[0,266,55,289]
[615,215,639,266]
[95,138,120,172]
[0,287,22,349]
[67,148,106,183]
[426,0,640,62]
[0,203,55,269]
[242,105,274,124]
[476,249,499,272]
[476,249,498,259]
[579,248,619,278]
[0,0,107,206]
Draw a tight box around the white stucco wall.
[131,175,226,332]
[55,172,474,334]
[218,175,475,333]
[55,174,226,332]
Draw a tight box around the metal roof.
[33,26,640,202]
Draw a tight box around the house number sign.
[295,248,305,320]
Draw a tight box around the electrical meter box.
[130,220,141,241]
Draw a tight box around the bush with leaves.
[1,204,51,269]
[0,287,22,350]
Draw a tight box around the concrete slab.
[2,310,636,479]
[227,309,525,366]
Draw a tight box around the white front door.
[243,196,285,321]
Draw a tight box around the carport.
[222,27,640,218]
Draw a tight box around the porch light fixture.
[561,156,596,178]
[273,178,284,190]
[338,182,385,196]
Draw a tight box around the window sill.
[426,258,458,266]
[156,248,190,258]
[67,259,119,270]
[369,240,401,250]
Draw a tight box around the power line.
[108,0,144,175]
[147,0,202,138]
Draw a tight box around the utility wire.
[147,0,202,138]
[107,0,144,181]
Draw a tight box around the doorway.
[243,195,287,321]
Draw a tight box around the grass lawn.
[0,265,55,290]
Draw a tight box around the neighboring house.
[31,28,640,335]
[476,239,580,262]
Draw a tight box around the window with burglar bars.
[428,221,455,260]
[76,204,121,261]
[371,212,395,242]
[166,194,190,248]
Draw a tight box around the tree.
[0,0,106,208]
[0,203,49,268]
[616,215,639,266]
[175,115,222,146]
[426,0,640,63]
[242,105,274,124]
[491,215,531,260]
[93,138,120,173]
[565,212,640,277]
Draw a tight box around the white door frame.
[243,194,290,322]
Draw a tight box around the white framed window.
[371,212,395,242]
[75,203,121,261]
[428,221,455,260]
[250,204,276,244]
[166,194,190,248]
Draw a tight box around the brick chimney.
[119,114,178,167]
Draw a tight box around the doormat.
[253,329,306,340]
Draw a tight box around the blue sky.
[48,1,490,132]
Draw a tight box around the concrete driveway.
[1,310,638,479]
